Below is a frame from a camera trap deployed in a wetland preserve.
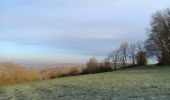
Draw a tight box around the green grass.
[0,66,170,100]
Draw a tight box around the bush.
[0,62,27,84]
[136,52,147,66]
[0,62,80,84]
[82,58,112,74]
[67,67,80,76]
[0,62,41,85]
[25,68,41,81]
[103,61,112,71]
[41,67,80,79]
[58,67,80,77]
[41,68,61,79]
[82,57,99,74]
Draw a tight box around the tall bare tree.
[129,43,136,65]
[108,49,120,70]
[119,42,129,67]
[136,41,145,53]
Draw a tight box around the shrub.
[136,52,147,66]
[59,67,80,77]
[82,57,99,74]
[25,68,41,81]
[41,67,80,79]
[103,61,112,71]
[0,62,27,84]
[41,68,61,79]
[82,58,112,74]
[0,62,41,85]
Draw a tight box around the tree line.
[85,41,147,73]
[85,8,170,73]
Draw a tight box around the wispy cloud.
[0,0,170,63]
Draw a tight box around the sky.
[0,0,170,64]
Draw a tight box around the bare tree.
[129,43,136,65]
[136,41,145,53]
[108,49,120,70]
[119,42,129,67]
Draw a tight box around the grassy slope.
[0,66,170,100]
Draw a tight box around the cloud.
[0,0,170,63]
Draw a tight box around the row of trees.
[107,42,147,70]
[106,8,170,68]
[85,41,147,73]
[85,8,170,73]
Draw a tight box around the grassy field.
[0,66,170,100]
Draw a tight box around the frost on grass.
[0,66,170,100]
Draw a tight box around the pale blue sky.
[0,0,170,64]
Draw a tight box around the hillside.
[0,66,170,100]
